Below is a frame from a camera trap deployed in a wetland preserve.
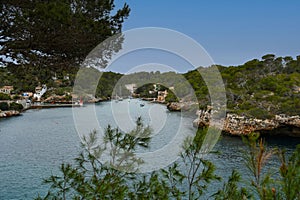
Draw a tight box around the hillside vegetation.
[1,54,299,118]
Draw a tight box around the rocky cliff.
[0,110,20,118]
[193,109,300,137]
[166,102,199,112]
[166,102,182,111]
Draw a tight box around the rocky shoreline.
[166,102,198,112]
[0,110,21,118]
[2,100,300,137]
[193,108,300,137]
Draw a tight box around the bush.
[37,122,220,200]
[0,93,11,100]
[0,102,9,111]
[9,102,23,111]
[165,91,179,102]
[55,88,66,96]
[247,107,274,119]
[36,121,300,200]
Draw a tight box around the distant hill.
[1,54,299,118]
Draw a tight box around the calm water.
[0,99,299,199]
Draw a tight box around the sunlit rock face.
[193,111,300,137]
[166,102,198,112]
[0,110,20,118]
[166,102,182,111]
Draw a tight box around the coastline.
[165,102,300,137]
[2,99,300,138]
[0,110,21,118]
[193,108,300,137]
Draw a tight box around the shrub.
[247,107,274,119]
[165,91,179,103]
[0,102,9,111]
[0,93,11,100]
[9,102,23,111]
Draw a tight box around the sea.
[0,99,299,199]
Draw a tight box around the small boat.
[79,98,83,106]
[140,103,145,107]
[74,98,83,107]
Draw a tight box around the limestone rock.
[0,110,20,118]
[193,110,300,137]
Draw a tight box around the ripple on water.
[0,101,299,199]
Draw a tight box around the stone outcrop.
[0,110,20,118]
[166,102,182,111]
[166,102,198,112]
[193,110,300,137]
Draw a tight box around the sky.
[111,0,300,72]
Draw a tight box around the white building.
[0,86,14,94]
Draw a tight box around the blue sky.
[113,0,300,70]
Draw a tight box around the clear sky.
[114,0,300,69]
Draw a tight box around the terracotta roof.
[1,86,13,90]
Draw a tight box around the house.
[293,85,300,93]
[64,74,70,80]
[0,86,14,94]
[35,86,42,94]
[22,92,33,97]
[125,84,137,94]
[157,90,168,102]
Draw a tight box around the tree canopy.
[0,0,130,70]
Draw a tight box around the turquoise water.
[0,100,299,199]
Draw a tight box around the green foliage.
[2,54,300,119]
[36,120,300,200]
[64,94,72,101]
[9,102,23,111]
[12,95,21,100]
[37,118,151,199]
[237,134,300,200]
[216,55,300,117]
[135,83,156,98]
[96,71,123,98]
[0,102,9,111]
[165,90,179,103]
[242,133,278,199]
[180,128,221,199]
[0,93,11,100]
[0,0,130,70]
[246,107,274,119]
[0,102,23,111]
[103,117,152,171]
[37,123,222,200]
[54,88,66,96]
[277,145,300,200]
[213,170,251,200]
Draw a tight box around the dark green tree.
[0,102,9,111]
[9,102,23,111]
[0,0,130,71]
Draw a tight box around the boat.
[74,98,84,106]
[115,86,123,101]
[114,95,119,103]
[140,103,145,107]
[79,98,83,106]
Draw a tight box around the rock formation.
[0,110,20,118]
[166,102,182,111]
[193,109,300,137]
[166,102,198,112]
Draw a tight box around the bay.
[0,99,299,199]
